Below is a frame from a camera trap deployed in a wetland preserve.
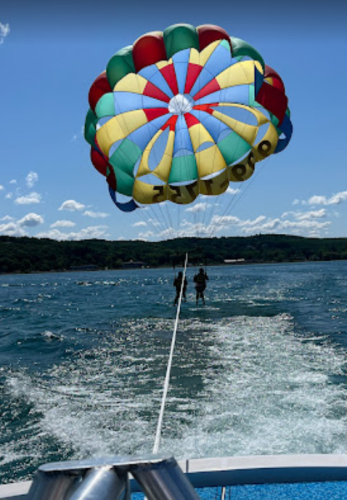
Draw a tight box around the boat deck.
[2,454,347,499]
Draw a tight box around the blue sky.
[1,0,346,241]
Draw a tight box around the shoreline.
[1,258,346,277]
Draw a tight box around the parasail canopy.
[85,24,292,214]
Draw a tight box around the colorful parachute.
[84,24,292,213]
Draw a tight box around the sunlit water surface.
[1,261,347,483]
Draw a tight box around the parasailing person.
[194,268,209,306]
[173,271,187,306]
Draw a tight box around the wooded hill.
[0,234,347,274]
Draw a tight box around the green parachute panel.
[106,46,135,89]
[84,109,98,145]
[168,154,198,183]
[230,36,265,70]
[95,93,115,119]
[164,24,199,59]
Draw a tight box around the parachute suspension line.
[193,207,199,239]
[206,187,239,238]
[156,202,171,239]
[208,155,272,238]
[165,201,175,240]
[201,194,213,237]
[176,205,182,238]
[174,204,179,237]
[144,205,166,240]
[153,253,188,454]
[135,206,161,238]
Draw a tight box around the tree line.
[0,234,347,274]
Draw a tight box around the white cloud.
[5,192,13,199]
[0,213,43,236]
[282,209,327,220]
[292,199,300,205]
[239,215,267,227]
[50,220,76,228]
[0,22,10,45]
[296,209,327,220]
[36,225,109,241]
[178,212,331,239]
[0,222,26,237]
[0,185,4,191]
[83,210,109,218]
[239,217,330,235]
[18,213,44,227]
[133,221,147,227]
[138,231,155,240]
[226,187,240,195]
[59,200,86,211]
[26,171,38,188]
[9,179,17,185]
[15,192,41,205]
[308,190,347,206]
[185,202,210,213]
[147,218,161,227]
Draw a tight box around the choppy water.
[1,261,347,484]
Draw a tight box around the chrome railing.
[27,455,200,500]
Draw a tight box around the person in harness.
[194,268,209,305]
[173,271,187,306]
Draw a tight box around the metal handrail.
[27,455,200,500]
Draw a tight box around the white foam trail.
[4,314,347,466]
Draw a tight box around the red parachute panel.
[197,24,231,51]
[133,33,167,73]
[88,72,112,113]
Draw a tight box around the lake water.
[1,261,347,484]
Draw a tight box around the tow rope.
[153,253,188,453]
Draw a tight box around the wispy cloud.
[295,190,347,207]
[308,190,347,206]
[282,209,327,220]
[59,200,86,211]
[0,22,10,45]
[0,185,4,191]
[0,215,14,222]
[26,171,38,188]
[15,192,41,205]
[71,126,84,142]
[226,187,240,195]
[50,220,76,228]
[138,230,155,240]
[185,202,210,213]
[133,221,147,227]
[9,179,17,185]
[83,210,109,218]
